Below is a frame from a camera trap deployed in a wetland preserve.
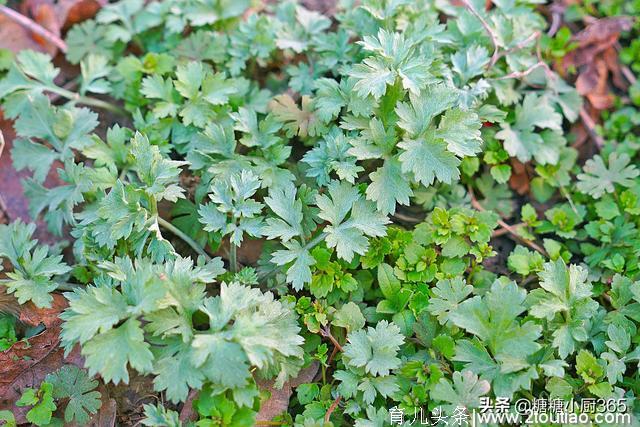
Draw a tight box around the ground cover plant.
[0,0,639,425]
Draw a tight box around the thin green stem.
[118,167,129,182]
[230,243,238,273]
[56,282,81,292]
[157,216,212,261]
[305,232,328,251]
[46,86,127,116]
[560,186,578,214]
[0,279,80,292]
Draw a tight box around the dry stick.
[493,62,546,81]
[320,325,344,352]
[498,31,541,61]
[460,0,500,67]
[324,396,342,423]
[547,12,562,37]
[468,186,548,257]
[0,5,67,53]
[615,42,638,85]
[327,344,339,366]
[579,107,605,149]
[492,223,525,237]
[621,65,638,86]
[319,325,344,423]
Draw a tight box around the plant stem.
[459,0,500,67]
[0,279,79,292]
[77,95,127,115]
[320,324,343,352]
[118,167,129,182]
[157,216,212,261]
[579,107,605,149]
[230,243,238,273]
[324,395,342,423]
[305,232,328,251]
[47,86,127,116]
[56,282,81,292]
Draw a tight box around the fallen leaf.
[58,0,105,29]
[256,362,319,422]
[561,17,633,111]
[604,46,626,90]
[571,17,633,51]
[508,159,530,195]
[0,15,49,54]
[179,389,199,423]
[19,293,68,329]
[26,0,61,55]
[575,58,614,109]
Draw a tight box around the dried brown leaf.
[256,362,319,422]
[0,293,82,424]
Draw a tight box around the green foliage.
[577,153,639,198]
[0,315,17,351]
[528,259,599,359]
[2,0,640,425]
[0,221,70,308]
[16,382,57,426]
[45,365,102,424]
[0,410,16,427]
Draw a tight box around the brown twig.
[500,31,541,60]
[460,0,543,73]
[579,107,605,149]
[547,2,565,37]
[615,42,637,85]
[460,0,500,67]
[0,4,67,53]
[493,62,546,80]
[620,64,637,86]
[324,395,342,423]
[327,344,339,366]
[492,33,550,81]
[492,223,525,237]
[320,325,343,352]
[468,186,548,257]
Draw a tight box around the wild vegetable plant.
[1,0,640,426]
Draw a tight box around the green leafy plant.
[16,383,57,426]
[2,0,640,425]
